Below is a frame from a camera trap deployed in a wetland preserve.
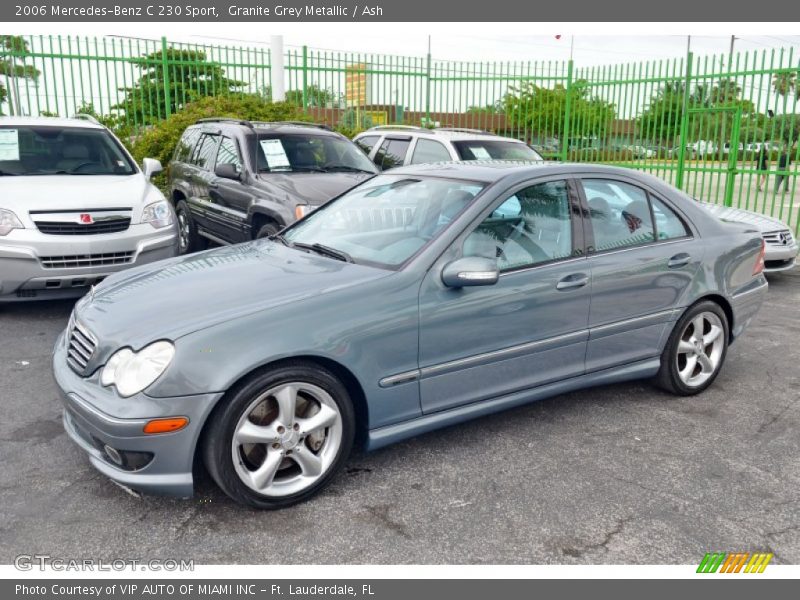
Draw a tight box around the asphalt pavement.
[0,270,798,565]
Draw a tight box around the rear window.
[0,125,137,176]
[452,139,542,161]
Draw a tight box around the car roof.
[357,126,527,143]
[194,119,340,136]
[0,116,105,130]
[385,160,644,184]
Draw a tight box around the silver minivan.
[0,116,178,301]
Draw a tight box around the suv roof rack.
[252,121,333,131]
[195,117,254,127]
[72,113,101,125]
[367,124,429,132]
[435,127,493,135]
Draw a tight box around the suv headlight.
[101,341,175,397]
[141,200,174,229]
[0,208,23,236]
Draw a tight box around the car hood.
[0,174,160,219]
[73,240,388,351]
[254,171,373,206]
[698,202,791,233]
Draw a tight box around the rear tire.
[655,300,729,396]
[202,362,355,509]
[175,200,206,254]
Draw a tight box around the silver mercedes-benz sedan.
[53,161,768,509]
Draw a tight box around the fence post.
[675,51,694,189]
[425,50,431,125]
[301,45,308,111]
[160,36,171,119]
[560,59,574,161]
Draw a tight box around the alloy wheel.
[231,382,343,497]
[675,311,725,388]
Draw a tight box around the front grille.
[762,229,794,247]
[34,218,131,235]
[40,252,134,269]
[67,321,97,374]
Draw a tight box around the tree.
[772,70,798,99]
[0,35,40,116]
[637,80,685,142]
[502,79,615,140]
[113,48,244,125]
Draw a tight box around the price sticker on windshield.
[0,129,20,161]
[259,139,291,169]
[468,146,491,160]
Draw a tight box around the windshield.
[284,174,485,268]
[0,125,137,176]
[253,132,378,174]
[452,139,542,161]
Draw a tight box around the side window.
[355,135,380,156]
[463,180,572,272]
[191,134,219,170]
[583,179,655,252]
[216,136,242,170]
[650,196,690,240]
[375,138,411,170]
[175,128,200,162]
[410,138,451,164]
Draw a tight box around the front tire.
[255,221,280,239]
[655,300,729,396]
[202,362,355,509]
[175,200,206,254]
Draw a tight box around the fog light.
[103,444,124,466]
[143,417,189,435]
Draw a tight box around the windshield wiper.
[293,242,354,263]
[269,233,293,247]
[321,166,375,174]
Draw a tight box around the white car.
[0,116,178,301]
[353,126,542,170]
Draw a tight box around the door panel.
[207,136,249,243]
[418,178,590,414]
[581,178,701,372]
[186,133,220,233]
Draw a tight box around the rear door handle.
[556,273,589,290]
[668,253,691,268]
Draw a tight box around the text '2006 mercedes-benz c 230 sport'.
[53,161,768,509]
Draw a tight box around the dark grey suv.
[169,119,378,253]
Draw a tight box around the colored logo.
[697,552,773,573]
[79,213,93,224]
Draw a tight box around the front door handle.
[556,273,589,290]
[668,253,691,268]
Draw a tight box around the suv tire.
[175,200,206,254]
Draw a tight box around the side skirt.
[366,357,661,451]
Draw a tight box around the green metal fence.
[1,35,799,232]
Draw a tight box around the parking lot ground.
[0,271,798,565]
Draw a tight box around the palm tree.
[0,35,40,115]
[772,70,798,99]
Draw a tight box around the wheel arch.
[683,293,735,343]
[194,355,370,474]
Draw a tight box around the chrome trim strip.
[589,237,692,258]
[732,280,768,299]
[589,309,677,338]
[379,370,421,388]
[67,393,148,427]
[420,330,588,379]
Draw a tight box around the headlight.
[101,341,175,397]
[0,208,23,236]
[141,200,174,229]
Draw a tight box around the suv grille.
[67,321,97,374]
[34,218,131,235]
[41,252,134,269]
[762,230,794,247]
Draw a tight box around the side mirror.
[142,158,163,179]
[441,256,499,288]
[215,162,242,181]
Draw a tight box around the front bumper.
[0,223,178,301]
[53,331,222,497]
[764,242,798,272]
